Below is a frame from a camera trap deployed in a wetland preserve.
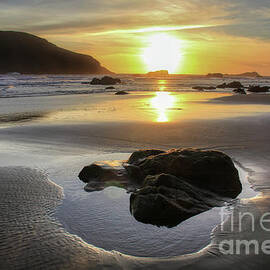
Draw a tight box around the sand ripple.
[1,167,269,270]
[0,167,105,270]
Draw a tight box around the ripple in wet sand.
[0,167,105,270]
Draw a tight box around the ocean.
[0,73,270,98]
[0,73,265,261]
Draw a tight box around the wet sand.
[0,92,270,269]
[210,93,270,105]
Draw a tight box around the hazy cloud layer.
[1,0,269,39]
[0,0,269,74]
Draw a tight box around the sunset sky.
[1,0,270,75]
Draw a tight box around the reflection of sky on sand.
[150,80,177,122]
[150,92,176,122]
[143,80,181,122]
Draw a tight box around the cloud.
[1,0,270,74]
[0,0,229,33]
[0,0,268,41]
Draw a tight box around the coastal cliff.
[0,31,112,74]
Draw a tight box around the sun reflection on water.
[157,80,167,91]
[158,80,166,85]
[150,92,176,122]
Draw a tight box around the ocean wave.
[0,89,116,98]
[0,74,269,98]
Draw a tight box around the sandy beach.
[1,91,270,269]
[1,0,270,267]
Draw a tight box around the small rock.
[78,162,137,192]
[78,164,103,183]
[192,86,204,91]
[217,81,243,89]
[192,86,216,91]
[248,85,269,93]
[115,91,129,95]
[227,81,244,88]
[233,88,246,94]
[216,83,227,88]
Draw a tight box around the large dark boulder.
[78,148,242,227]
[90,76,121,85]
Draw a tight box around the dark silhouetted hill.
[0,31,112,74]
[228,72,262,78]
[206,71,262,78]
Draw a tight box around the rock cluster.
[217,81,244,89]
[90,76,121,85]
[78,148,242,227]
[213,81,270,94]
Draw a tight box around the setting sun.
[142,33,183,74]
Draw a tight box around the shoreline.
[0,157,265,269]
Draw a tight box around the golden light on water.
[158,80,167,91]
[151,92,176,122]
[142,33,182,73]
[158,80,166,85]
